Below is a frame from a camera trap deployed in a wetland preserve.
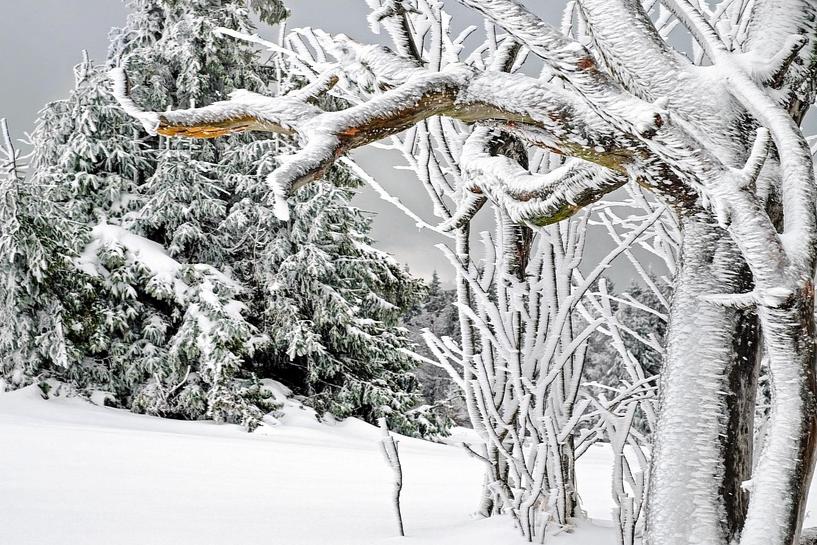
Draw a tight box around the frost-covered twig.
[378,417,405,537]
[0,119,18,180]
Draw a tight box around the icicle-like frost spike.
[367,0,418,33]
[762,286,795,307]
[713,196,732,229]
[0,118,17,179]
[702,291,760,309]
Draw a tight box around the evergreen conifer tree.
[235,181,434,434]
[0,119,79,391]
[1,0,443,436]
[403,273,463,424]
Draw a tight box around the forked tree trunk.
[646,214,760,545]
[648,212,817,545]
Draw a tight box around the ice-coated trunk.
[740,289,817,545]
[454,227,497,518]
[645,213,759,545]
[547,434,577,523]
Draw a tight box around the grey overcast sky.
[0,1,665,288]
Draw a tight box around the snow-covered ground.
[0,387,814,545]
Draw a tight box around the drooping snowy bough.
[112,0,817,544]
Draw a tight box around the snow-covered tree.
[402,273,463,422]
[6,0,437,435]
[280,7,661,537]
[31,51,149,227]
[12,40,267,426]
[0,117,81,389]
[114,0,817,543]
[108,0,264,264]
[222,170,437,436]
[118,6,655,537]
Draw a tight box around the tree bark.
[645,213,760,545]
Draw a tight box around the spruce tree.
[249,0,289,25]
[226,179,435,435]
[4,3,270,425]
[0,114,92,393]
[402,273,463,425]
[113,0,440,435]
[2,0,443,436]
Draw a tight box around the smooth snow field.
[1,387,815,545]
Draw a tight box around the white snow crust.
[0,386,647,545]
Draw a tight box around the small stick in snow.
[378,417,404,537]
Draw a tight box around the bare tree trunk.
[646,214,759,545]
[722,311,761,541]
[648,214,817,545]
[557,435,577,521]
